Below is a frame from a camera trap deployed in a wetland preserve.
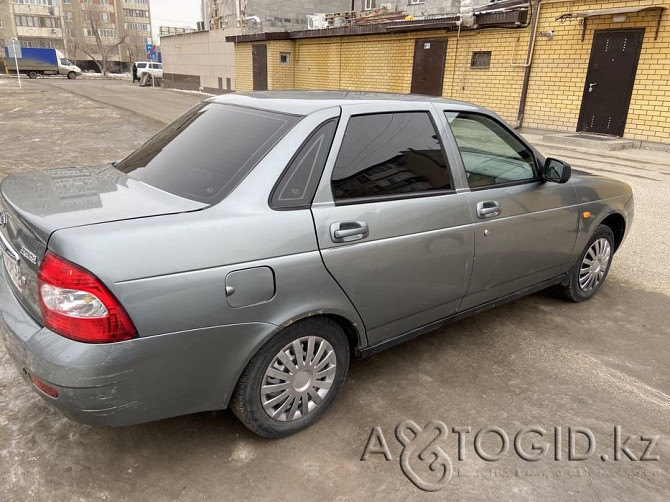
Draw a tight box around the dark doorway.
[411,38,447,96]
[252,44,268,91]
[577,29,644,136]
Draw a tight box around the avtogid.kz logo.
[361,422,660,492]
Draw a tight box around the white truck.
[4,47,82,79]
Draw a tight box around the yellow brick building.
[228,0,670,145]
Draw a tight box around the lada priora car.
[0,91,633,437]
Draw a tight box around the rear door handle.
[476,201,501,219]
[330,221,369,243]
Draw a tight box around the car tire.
[27,71,38,79]
[67,71,76,80]
[231,317,350,438]
[559,224,615,302]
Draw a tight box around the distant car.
[0,92,633,437]
[135,61,163,80]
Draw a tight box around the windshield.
[115,103,301,204]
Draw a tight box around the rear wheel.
[27,71,38,79]
[559,224,614,302]
[231,317,350,438]
[67,71,77,80]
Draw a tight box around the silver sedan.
[0,91,633,437]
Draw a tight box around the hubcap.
[579,237,611,292]
[261,336,336,422]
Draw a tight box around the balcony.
[16,26,63,38]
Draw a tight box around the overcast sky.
[151,0,203,36]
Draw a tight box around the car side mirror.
[542,158,571,183]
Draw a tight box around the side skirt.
[355,274,566,358]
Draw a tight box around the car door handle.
[330,221,369,243]
[476,201,501,219]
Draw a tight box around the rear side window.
[136,62,147,69]
[116,103,301,204]
[331,112,452,202]
[271,119,338,210]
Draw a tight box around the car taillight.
[38,251,136,343]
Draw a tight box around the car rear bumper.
[0,264,277,426]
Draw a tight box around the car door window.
[445,111,536,188]
[271,119,338,210]
[137,63,146,69]
[331,112,452,202]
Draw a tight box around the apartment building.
[0,0,153,72]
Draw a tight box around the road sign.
[145,43,157,61]
[7,38,22,59]
[8,38,22,89]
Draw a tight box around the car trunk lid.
[0,165,206,323]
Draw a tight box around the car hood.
[1,164,206,243]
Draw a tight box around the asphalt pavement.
[0,76,669,501]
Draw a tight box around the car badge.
[0,211,6,228]
[20,246,37,265]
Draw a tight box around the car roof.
[207,90,488,116]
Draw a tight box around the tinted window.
[136,62,147,68]
[331,112,451,201]
[271,119,338,210]
[445,112,536,188]
[116,103,301,204]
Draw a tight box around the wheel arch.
[599,212,626,252]
[273,312,364,353]
[227,311,364,404]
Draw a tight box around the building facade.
[227,0,670,145]
[0,0,153,72]
[207,0,352,32]
[161,0,353,93]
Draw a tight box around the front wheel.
[231,317,350,438]
[67,71,77,79]
[559,224,614,302]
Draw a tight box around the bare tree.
[77,7,127,75]
[123,29,147,64]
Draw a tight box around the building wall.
[209,0,352,32]
[0,0,153,70]
[233,0,670,144]
[524,0,670,143]
[161,29,237,93]
[357,0,461,17]
[266,40,295,89]
[0,1,64,51]
[234,41,253,90]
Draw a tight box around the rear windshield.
[116,103,301,204]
